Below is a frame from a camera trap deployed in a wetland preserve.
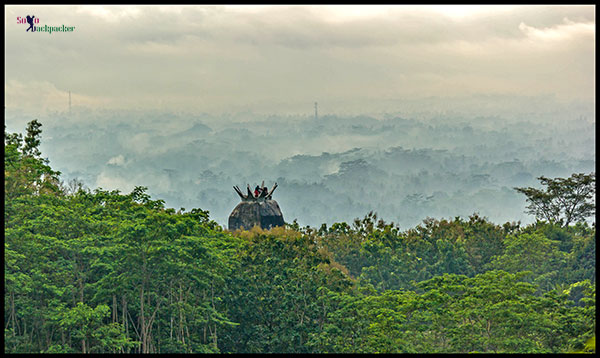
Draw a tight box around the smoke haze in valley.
[4,5,595,229]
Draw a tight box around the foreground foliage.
[4,122,596,353]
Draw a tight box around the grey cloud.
[4,5,594,114]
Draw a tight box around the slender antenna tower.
[69,91,71,115]
[314,102,318,120]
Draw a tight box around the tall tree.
[515,173,595,227]
[22,120,43,157]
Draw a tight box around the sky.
[4,5,596,116]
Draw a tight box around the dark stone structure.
[228,199,285,230]
[228,182,285,230]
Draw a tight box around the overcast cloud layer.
[4,5,595,115]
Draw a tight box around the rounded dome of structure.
[228,182,285,230]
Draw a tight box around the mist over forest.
[5,96,595,230]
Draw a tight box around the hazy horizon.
[4,5,595,229]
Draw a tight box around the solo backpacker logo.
[17,15,76,34]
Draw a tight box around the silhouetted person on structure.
[26,15,35,32]
[261,186,269,197]
[254,185,260,198]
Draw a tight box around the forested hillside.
[4,121,596,353]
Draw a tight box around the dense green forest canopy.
[4,121,596,353]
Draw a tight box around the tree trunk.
[113,294,118,324]
[169,288,174,340]
[78,266,84,303]
[179,283,185,346]
[10,291,19,335]
[145,296,161,353]
[211,281,217,349]
[122,295,128,353]
[140,286,146,353]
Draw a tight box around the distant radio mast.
[314,102,318,120]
